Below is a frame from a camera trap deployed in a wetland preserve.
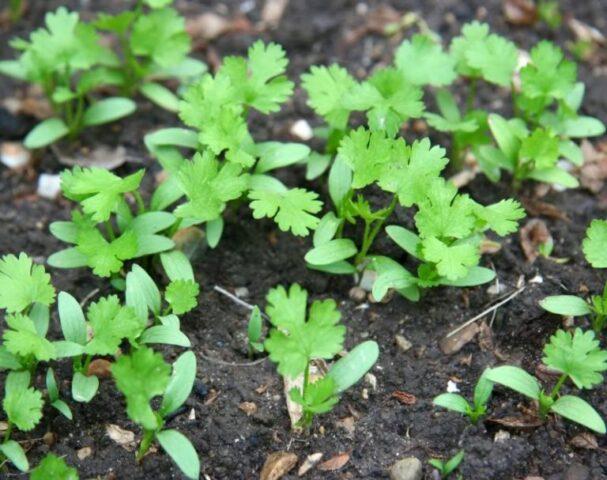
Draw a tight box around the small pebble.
[234,287,249,298]
[349,286,367,303]
[37,173,62,199]
[389,457,423,480]
[494,430,510,443]
[1,142,30,169]
[395,334,412,352]
[289,119,313,141]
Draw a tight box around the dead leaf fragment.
[391,391,417,405]
[570,432,599,450]
[343,5,402,46]
[106,424,136,451]
[567,18,606,45]
[522,197,569,221]
[317,452,350,472]
[260,0,289,28]
[478,322,494,352]
[260,452,298,480]
[77,446,93,460]
[579,140,607,193]
[54,145,127,170]
[519,219,552,263]
[238,401,258,416]
[284,375,304,429]
[439,322,480,355]
[335,416,356,437]
[186,13,252,44]
[87,359,112,378]
[503,0,537,26]
[298,452,323,476]
[486,415,542,430]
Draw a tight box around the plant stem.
[133,191,146,214]
[136,429,155,462]
[355,195,398,265]
[302,362,310,398]
[3,423,12,443]
[549,374,567,399]
[105,220,116,241]
[466,78,477,113]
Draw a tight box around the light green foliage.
[0,253,55,313]
[429,450,465,479]
[583,220,607,268]
[3,372,44,432]
[249,188,323,237]
[61,167,144,222]
[302,64,357,130]
[165,279,199,315]
[175,152,249,223]
[542,328,607,389]
[31,454,79,480]
[290,376,339,418]
[395,34,457,87]
[264,284,345,378]
[3,314,55,361]
[112,347,171,430]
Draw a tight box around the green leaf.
[47,248,89,269]
[61,167,144,222]
[145,128,198,152]
[475,199,526,236]
[487,114,523,163]
[473,370,494,408]
[464,29,518,86]
[140,324,191,347]
[485,366,540,400]
[444,450,465,476]
[160,250,194,281]
[166,279,199,315]
[290,376,339,417]
[542,328,607,389]
[440,266,496,287]
[550,395,606,434]
[583,220,607,268]
[140,82,179,112]
[370,257,416,301]
[540,295,592,316]
[527,167,579,188]
[248,306,263,348]
[519,128,559,170]
[75,226,138,277]
[161,351,197,415]
[301,64,356,129]
[82,97,136,126]
[313,212,341,247]
[0,253,55,313]
[265,284,345,378]
[0,440,28,472]
[175,152,248,223]
[327,341,379,393]
[422,237,480,281]
[395,34,456,86]
[58,291,87,345]
[433,393,470,414]
[249,188,322,237]
[305,239,358,266]
[157,429,200,480]
[71,371,99,403]
[386,226,421,258]
[31,453,79,480]
[561,116,606,138]
[206,217,224,248]
[3,371,43,431]
[112,347,171,429]
[255,142,311,174]
[3,314,56,361]
[126,265,161,319]
[24,118,69,149]
[0,60,26,80]
[130,212,176,235]
[131,7,190,67]
[328,155,353,210]
[559,140,583,166]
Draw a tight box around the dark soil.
[1,1,607,479]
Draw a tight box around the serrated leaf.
[0,253,55,313]
[395,34,456,86]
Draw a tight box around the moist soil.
[1,1,607,479]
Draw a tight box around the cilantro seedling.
[30,453,79,480]
[263,284,378,428]
[94,0,205,111]
[433,370,493,424]
[486,328,607,433]
[0,7,136,148]
[112,347,200,479]
[144,41,322,243]
[429,450,465,480]
[247,306,265,357]
[541,220,607,332]
[48,166,198,284]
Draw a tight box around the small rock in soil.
[298,452,323,476]
[389,457,423,480]
[365,372,377,390]
[494,430,511,443]
[37,174,62,199]
[349,286,367,303]
[238,401,258,416]
[77,446,92,460]
[106,424,136,451]
[43,431,56,446]
[1,142,30,169]
[260,452,298,480]
[234,286,249,298]
[317,452,350,471]
[289,119,313,141]
[395,334,412,352]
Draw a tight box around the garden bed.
[1,0,606,479]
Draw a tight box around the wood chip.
[503,0,537,26]
[238,401,258,416]
[439,322,479,355]
[579,139,607,193]
[284,375,303,429]
[570,432,599,450]
[519,219,552,263]
[391,391,417,405]
[54,145,127,170]
[317,452,350,471]
[105,424,136,451]
[298,452,323,476]
[260,452,298,480]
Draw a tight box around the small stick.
[79,288,100,308]
[213,285,269,319]
[199,351,267,367]
[446,286,526,338]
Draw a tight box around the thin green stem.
[105,220,116,241]
[466,78,477,113]
[3,423,12,443]
[549,374,567,399]
[133,191,146,215]
[302,362,310,399]
[355,195,398,265]
[136,429,155,462]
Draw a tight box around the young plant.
[433,370,493,424]
[263,284,379,428]
[429,450,465,480]
[0,7,136,148]
[56,264,193,403]
[47,166,198,285]
[30,453,79,480]
[247,306,264,357]
[486,328,607,433]
[112,347,199,479]
[94,0,206,111]
[541,219,607,332]
[144,41,323,246]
